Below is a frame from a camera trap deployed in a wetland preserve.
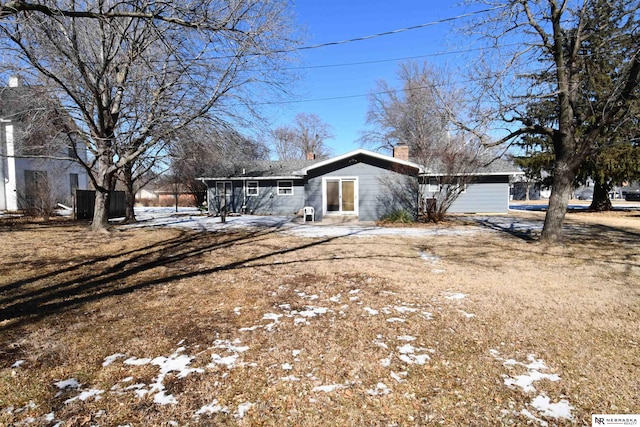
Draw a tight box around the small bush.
[380,209,414,224]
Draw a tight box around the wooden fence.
[75,190,126,220]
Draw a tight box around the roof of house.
[421,155,523,176]
[198,148,522,180]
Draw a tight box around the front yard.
[0,210,638,426]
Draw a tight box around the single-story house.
[199,147,523,222]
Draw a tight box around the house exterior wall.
[305,154,418,222]
[205,179,306,216]
[1,120,89,211]
[14,157,88,209]
[422,176,511,214]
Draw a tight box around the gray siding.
[205,179,305,216]
[306,155,418,221]
[448,182,509,213]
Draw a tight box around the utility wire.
[282,43,523,71]
[284,5,508,53]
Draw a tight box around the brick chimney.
[393,143,409,161]
[306,151,315,160]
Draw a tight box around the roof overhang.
[421,171,525,177]
[293,148,424,175]
[197,176,304,182]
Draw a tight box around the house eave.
[293,148,424,175]
[198,175,304,182]
[421,171,525,177]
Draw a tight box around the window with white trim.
[277,180,293,195]
[246,181,259,196]
[428,178,440,192]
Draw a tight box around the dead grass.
[0,213,638,426]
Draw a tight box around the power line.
[251,68,551,106]
[282,43,523,71]
[285,5,508,53]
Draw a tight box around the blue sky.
[265,0,485,157]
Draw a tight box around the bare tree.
[170,122,269,208]
[0,0,299,232]
[270,113,334,160]
[270,126,299,161]
[466,0,640,243]
[362,61,485,222]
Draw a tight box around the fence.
[75,190,126,220]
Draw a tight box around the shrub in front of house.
[379,209,414,224]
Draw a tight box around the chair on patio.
[303,206,315,223]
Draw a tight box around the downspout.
[242,168,247,214]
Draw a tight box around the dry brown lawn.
[0,209,638,426]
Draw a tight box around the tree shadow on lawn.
[0,223,385,333]
[448,218,640,274]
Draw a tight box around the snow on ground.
[6,289,484,426]
[490,349,574,425]
[118,207,484,238]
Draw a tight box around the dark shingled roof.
[420,154,522,176]
[225,158,323,178]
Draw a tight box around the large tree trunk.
[540,161,575,243]
[91,154,115,232]
[589,181,613,211]
[92,189,111,232]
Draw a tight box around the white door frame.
[322,176,358,216]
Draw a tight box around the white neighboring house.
[0,77,88,211]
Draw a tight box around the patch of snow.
[281,375,300,382]
[281,363,293,370]
[394,306,418,314]
[295,306,330,318]
[443,292,467,300]
[421,312,434,320]
[530,395,574,420]
[55,379,81,389]
[390,371,407,383]
[364,307,379,315]
[329,294,341,303]
[263,313,282,321]
[124,357,152,366]
[211,339,249,353]
[292,350,302,357]
[11,360,25,368]
[520,408,548,427]
[210,354,240,368]
[397,335,416,342]
[153,391,177,405]
[504,370,560,393]
[431,269,446,274]
[373,339,388,349]
[195,399,229,416]
[103,353,126,367]
[380,357,392,367]
[234,402,254,419]
[459,310,476,318]
[419,251,440,264]
[397,344,415,354]
[386,317,406,323]
[398,352,431,365]
[367,382,391,396]
[64,389,104,404]
[239,325,261,332]
[312,384,347,393]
